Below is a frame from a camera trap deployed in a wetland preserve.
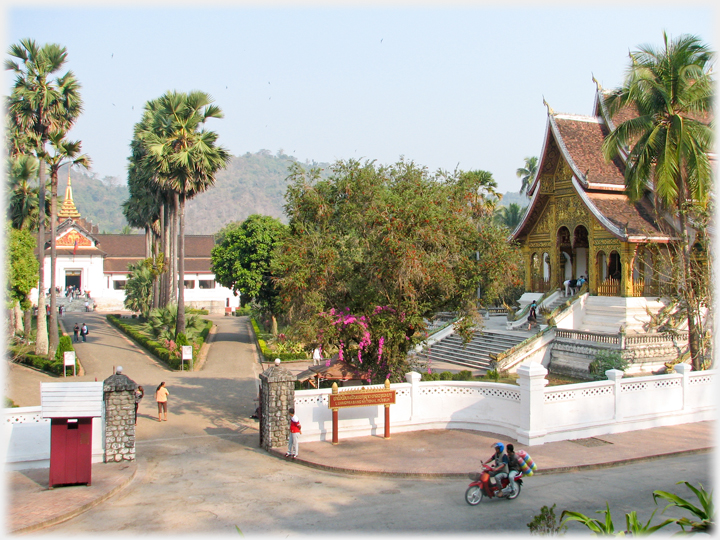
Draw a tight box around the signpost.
[63,351,76,377]
[182,345,193,371]
[328,380,395,444]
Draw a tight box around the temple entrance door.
[65,270,81,291]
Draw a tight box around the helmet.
[492,442,504,452]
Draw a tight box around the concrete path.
[3,312,715,535]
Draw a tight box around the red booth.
[41,382,103,488]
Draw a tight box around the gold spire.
[58,168,81,220]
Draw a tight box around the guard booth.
[41,382,103,487]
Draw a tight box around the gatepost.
[103,368,138,462]
[259,359,296,451]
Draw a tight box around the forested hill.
[61,151,527,234]
[61,151,328,235]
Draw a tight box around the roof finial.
[542,96,554,115]
[58,166,81,220]
[592,73,603,91]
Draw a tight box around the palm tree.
[46,134,90,354]
[461,169,502,219]
[7,154,44,230]
[494,203,527,231]
[6,38,83,356]
[516,156,538,196]
[138,90,230,336]
[601,32,714,370]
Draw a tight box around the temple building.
[512,81,713,300]
[38,177,240,313]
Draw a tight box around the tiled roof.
[95,235,216,258]
[553,116,626,186]
[104,257,212,273]
[583,192,671,240]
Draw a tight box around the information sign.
[182,346,193,360]
[328,389,395,409]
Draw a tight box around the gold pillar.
[619,243,636,297]
[522,246,532,292]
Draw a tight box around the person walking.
[73,323,80,343]
[81,323,89,342]
[84,300,90,312]
[312,346,322,366]
[285,407,302,459]
[155,382,169,422]
[134,386,144,424]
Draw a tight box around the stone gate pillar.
[103,369,137,462]
[259,359,296,451]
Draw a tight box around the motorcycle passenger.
[482,442,509,494]
[501,443,521,496]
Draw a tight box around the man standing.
[73,323,80,343]
[81,323,88,342]
[312,346,322,366]
[285,407,301,459]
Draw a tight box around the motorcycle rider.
[501,443,522,497]
[482,442,509,495]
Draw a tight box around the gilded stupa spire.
[58,168,81,220]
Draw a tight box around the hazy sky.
[4,3,717,193]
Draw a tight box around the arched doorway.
[597,250,620,296]
[573,225,589,279]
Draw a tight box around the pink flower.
[427,367,432,374]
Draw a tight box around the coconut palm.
[461,169,502,219]
[45,133,90,353]
[137,90,230,336]
[516,156,538,196]
[601,32,714,370]
[7,154,47,231]
[6,38,83,356]
[494,203,527,231]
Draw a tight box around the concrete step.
[417,330,527,372]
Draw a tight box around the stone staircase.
[417,330,528,372]
[537,293,568,324]
[576,297,667,334]
[57,296,93,313]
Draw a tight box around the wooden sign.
[328,389,395,409]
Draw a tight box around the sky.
[3,2,717,194]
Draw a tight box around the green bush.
[186,308,209,315]
[438,371,453,380]
[452,370,474,381]
[54,335,74,362]
[589,350,628,380]
[107,314,210,370]
[250,317,307,361]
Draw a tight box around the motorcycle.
[465,464,523,505]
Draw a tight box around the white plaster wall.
[48,254,105,296]
[4,406,105,470]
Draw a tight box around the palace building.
[512,80,713,300]
[37,178,240,313]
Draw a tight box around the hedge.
[107,315,213,370]
[250,317,308,362]
[14,334,77,376]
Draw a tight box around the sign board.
[328,389,396,409]
[182,346,193,360]
[63,351,76,367]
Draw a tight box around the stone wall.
[259,363,295,450]
[103,373,137,462]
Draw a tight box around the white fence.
[3,406,105,470]
[294,363,714,446]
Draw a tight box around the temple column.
[619,243,636,297]
[522,246,532,292]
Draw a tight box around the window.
[113,280,126,290]
[183,280,195,289]
[199,280,215,289]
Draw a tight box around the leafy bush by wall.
[250,317,307,362]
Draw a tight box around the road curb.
[10,463,138,535]
[266,446,713,478]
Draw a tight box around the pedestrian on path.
[135,386,144,424]
[81,323,89,342]
[285,407,301,458]
[84,300,90,312]
[156,382,169,422]
[312,346,322,366]
[73,323,80,343]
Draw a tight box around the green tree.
[7,224,39,336]
[601,32,714,370]
[516,156,538,196]
[6,38,83,356]
[494,202,527,231]
[274,158,513,381]
[6,154,47,231]
[142,304,205,343]
[211,214,287,313]
[134,90,230,337]
[124,260,154,318]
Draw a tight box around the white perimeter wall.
[294,364,714,446]
[3,406,105,470]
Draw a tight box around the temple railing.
[555,328,688,349]
[597,278,620,296]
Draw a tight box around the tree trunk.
[23,304,32,341]
[170,193,178,305]
[161,200,168,307]
[35,159,49,356]
[48,169,59,356]
[677,179,702,370]
[176,193,186,337]
[152,228,160,310]
[13,301,24,335]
